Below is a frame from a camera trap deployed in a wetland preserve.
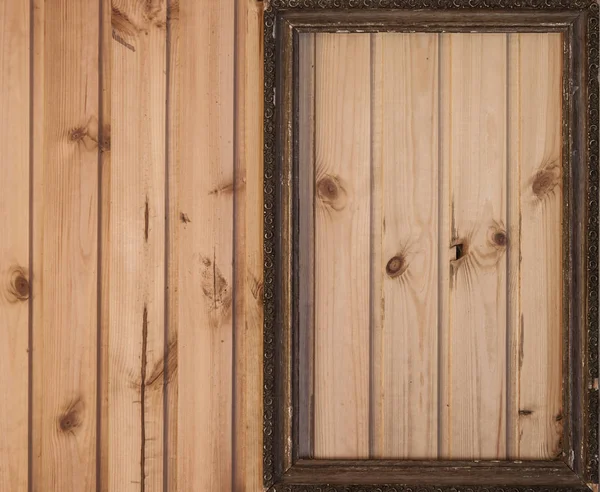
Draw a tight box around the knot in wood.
[316,174,347,211]
[493,230,507,247]
[68,126,87,142]
[317,175,339,201]
[386,255,406,278]
[58,400,83,433]
[7,266,29,302]
[532,167,559,197]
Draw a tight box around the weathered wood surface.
[302,32,563,460]
[0,2,568,487]
[0,1,30,490]
[1,0,265,490]
[32,1,101,490]
[371,32,440,459]
[313,33,372,459]
[508,32,564,460]
[441,32,508,459]
[107,1,167,490]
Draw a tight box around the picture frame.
[262,2,599,490]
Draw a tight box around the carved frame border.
[263,3,599,491]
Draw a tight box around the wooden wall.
[0,0,264,490]
[0,0,574,490]
[298,32,564,462]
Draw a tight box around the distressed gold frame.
[262,3,599,491]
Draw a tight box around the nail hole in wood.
[454,243,465,260]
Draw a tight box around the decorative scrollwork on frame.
[586,1,599,483]
[268,0,594,9]
[270,486,591,492]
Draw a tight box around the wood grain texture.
[370,32,439,459]
[313,33,371,459]
[166,0,180,491]
[0,1,30,489]
[175,0,234,489]
[508,32,563,460]
[32,0,100,490]
[99,0,111,490]
[233,0,265,489]
[440,33,508,459]
[108,1,166,490]
[298,32,316,459]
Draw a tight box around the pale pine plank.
[233,0,265,488]
[176,0,235,488]
[370,33,439,459]
[440,33,508,459]
[370,31,384,459]
[509,33,563,460]
[313,33,371,459]
[32,0,100,489]
[438,32,453,458]
[166,0,180,491]
[108,1,166,490]
[30,0,45,486]
[0,1,30,489]
[99,0,111,490]
[298,32,316,459]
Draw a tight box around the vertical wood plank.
[32,0,100,489]
[297,32,315,459]
[0,1,30,489]
[175,0,234,488]
[370,32,384,460]
[440,33,508,459]
[166,0,180,490]
[99,0,111,490]
[370,32,439,459]
[508,33,563,460]
[313,33,371,459]
[438,32,453,459]
[233,0,265,489]
[107,1,166,490]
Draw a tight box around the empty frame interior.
[297,32,563,461]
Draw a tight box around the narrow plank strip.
[313,33,371,459]
[438,32,452,458]
[30,0,45,486]
[108,1,166,490]
[440,33,508,459]
[0,1,30,489]
[371,32,439,459]
[176,0,235,488]
[509,33,563,459]
[32,0,100,489]
[297,31,315,459]
[233,0,265,488]
[166,0,180,490]
[99,0,112,489]
[370,31,384,459]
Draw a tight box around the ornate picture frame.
[262,2,599,490]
